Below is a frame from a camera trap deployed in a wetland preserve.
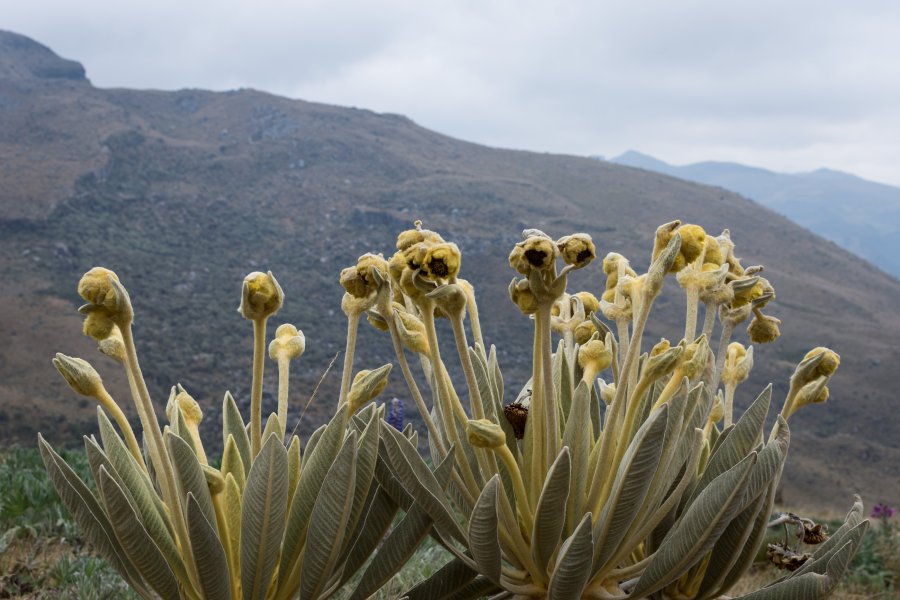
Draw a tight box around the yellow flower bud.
[787,376,830,418]
[654,223,707,273]
[643,338,683,380]
[556,233,596,269]
[201,464,226,495]
[709,395,725,424]
[722,342,754,386]
[269,323,306,361]
[650,338,671,357]
[365,310,390,331]
[676,224,707,265]
[340,266,369,298]
[747,312,781,344]
[167,386,203,428]
[78,267,122,312]
[347,364,392,415]
[802,347,841,378]
[598,379,616,405]
[396,221,444,251]
[731,277,763,308]
[509,234,556,275]
[97,326,126,363]
[394,308,430,354]
[578,338,612,374]
[82,309,116,341]
[238,271,283,321]
[466,419,506,449]
[575,291,599,315]
[703,235,724,267]
[574,320,598,345]
[681,335,710,379]
[421,243,461,281]
[509,278,539,315]
[77,267,133,327]
[52,353,104,398]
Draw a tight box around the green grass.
[0,446,140,598]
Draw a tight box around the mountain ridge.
[611,150,900,277]
[2,32,899,510]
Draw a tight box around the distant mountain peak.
[0,30,87,82]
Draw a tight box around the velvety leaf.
[166,431,218,536]
[547,514,593,600]
[97,466,181,600]
[187,493,231,600]
[469,475,502,584]
[631,453,755,598]
[532,448,571,576]
[299,431,358,600]
[241,435,288,600]
[38,435,149,596]
[223,391,251,476]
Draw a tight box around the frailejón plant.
[40,267,444,600]
[348,221,867,600]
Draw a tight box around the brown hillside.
[1,31,898,512]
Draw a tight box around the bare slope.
[1,31,898,510]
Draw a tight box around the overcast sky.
[5,0,900,185]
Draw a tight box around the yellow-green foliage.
[40,268,438,600]
[356,221,867,600]
[42,221,868,600]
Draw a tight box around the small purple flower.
[870,503,895,520]
[386,397,404,431]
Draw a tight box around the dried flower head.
[503,402,528,439]
[767,542,810,571]
[802,522,828,544]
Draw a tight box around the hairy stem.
[701,300,718,339]
[276,356,290,439]
[250,317,267,458]
[709,320,735,395]
[96,388,145,471]
[337,312,360,408]
[684,285,700,342]
[536,304,558,473]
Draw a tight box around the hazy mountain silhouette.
[612,150,900,278]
